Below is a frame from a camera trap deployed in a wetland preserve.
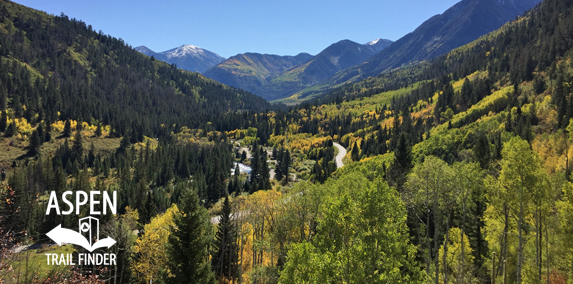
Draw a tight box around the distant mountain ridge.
[204,39,393,101]
[135,44,225,73]
[202,53,313,97]
[324,0,543,87]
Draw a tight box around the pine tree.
[260,148,271,190]
[72,129,83,163]
[36,122,44,145]
[139,192,157,228]
[275,148,284,181]
[117,134,131,154]
[388,132,412,190]
[63,119,72,137]
[0,111,7,133]
[351,141,360,161]
[473,131,491,169]
[505,110,513,132]
[27,130,41,157]
[282,149,291,184]
[250,144,261,191]
[461,78,473,109]
[166,188,215,284]
[95,123,102,137]
[229,163,241,194]
[212,196,239,282]
[44,121,52,142]
[4,121,15,137]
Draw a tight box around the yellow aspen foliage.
[15,117,32,135]
[70,120,78,130]
[52,120,65,132]
[438,227,477,284]
[132,204,179,283]
[235,190,283,280]
[239,222,254,283]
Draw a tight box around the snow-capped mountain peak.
[134,44,225,73]
[164,44,206,59]
[364,38,393,53]
[366,38,383,46]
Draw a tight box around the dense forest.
[0,0,270,141]
[3,0,573,283]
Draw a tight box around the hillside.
[0,0,270,141]
[260,39,392,101]
[135,44,225,73]
[290,0,542,102]
[203,52,313,96]
[205,39,392,101]
[232,0,573,281]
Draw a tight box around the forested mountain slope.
[209,0,573,281]
[0,0,270,140]
[291,0,542,102]
[205,39,392,101]
[259,39,392,101]
[203,52,313,98]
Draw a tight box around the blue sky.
[14,0,461,58]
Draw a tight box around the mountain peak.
[134,46,156,56]
[364,38,394,53]
[164,44,206,58]
[135,44,225,73]
[325,0,542,86]
[366,38,383,46]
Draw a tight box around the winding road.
[333,142,346,168]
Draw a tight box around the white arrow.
[46,224,116,252]
[90,237,116,251]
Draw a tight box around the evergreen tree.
[250,143,261,191]
[388,132,412,190]
[260,149,271,190]
[275,148,284,181]
[72,129,83,163]
[461,78,473,109]
[95,123,102,137]
[36,122,44,145]
[63,119,72,137]
[139,192,157,228]
[166,188,215,284]
[351,141,360,161]
[4,121,16,137]
[212,196,239,282]
[282,149,291,184]
[0,110,6,133]
[505,110,513,132]
[473,131,491,169]
[272,146,278,160]
[117,134,131,154]
[27,130,41,157]
[44,121,52,142]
